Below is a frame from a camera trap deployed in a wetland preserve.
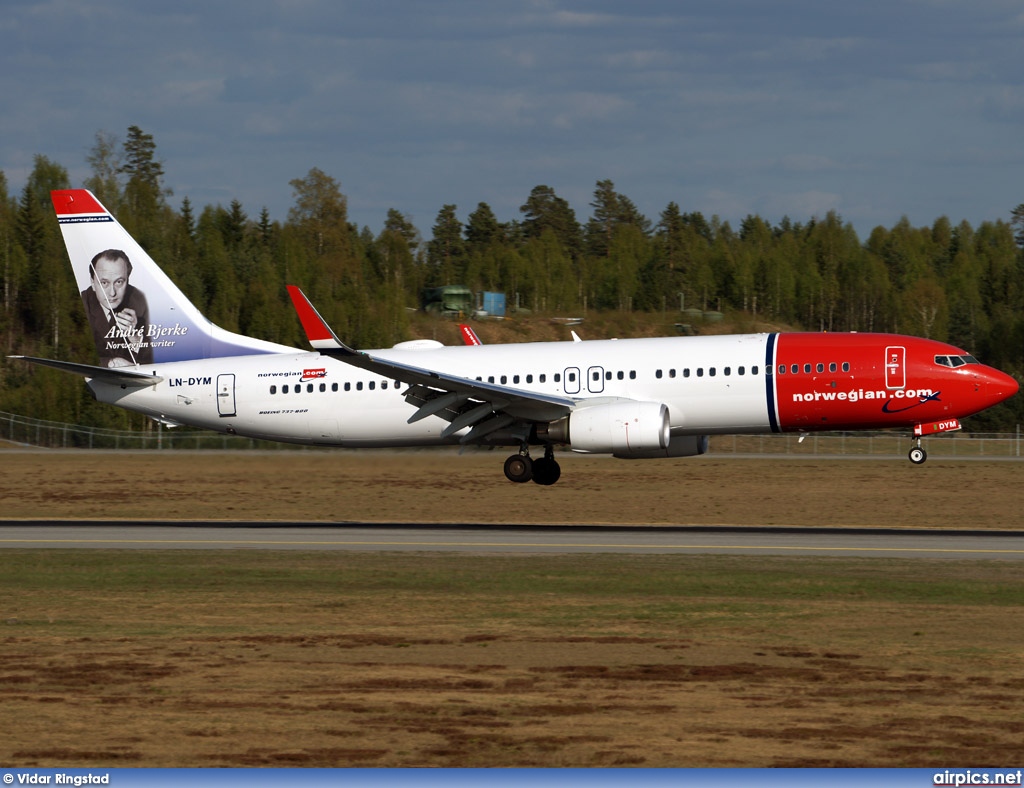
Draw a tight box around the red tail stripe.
[51,189,106,215]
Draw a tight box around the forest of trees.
[2,126,1024,432]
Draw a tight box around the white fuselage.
[91,334,775,447]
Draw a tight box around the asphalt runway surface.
[1,521,1024,560]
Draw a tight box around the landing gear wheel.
[908,446,927,465]
[531,457,561,486]
[504,454,533,483]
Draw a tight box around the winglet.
[286,285,348,351]
[459,324,483,346]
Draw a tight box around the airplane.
[10,188,1019,485]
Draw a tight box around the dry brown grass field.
[2,450,1023,767]
[0,448,1022,526]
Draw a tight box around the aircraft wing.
[10,356,163,387]
[286,286,574,441]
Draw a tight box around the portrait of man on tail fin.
[81,248,153,367]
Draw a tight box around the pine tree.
[120,125,168,227]
[519,185,582,260]
[427,204,466,285]
[85,130,123,211]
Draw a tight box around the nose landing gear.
[908,438,927,464]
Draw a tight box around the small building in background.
[420,285,474,316]
[479,291,506,318]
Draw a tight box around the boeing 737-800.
[12,189,1019,485]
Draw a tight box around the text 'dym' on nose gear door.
[885,346,906,390]
[217,373,237,417]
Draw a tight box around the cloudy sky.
[2,1,1022,239]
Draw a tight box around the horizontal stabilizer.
[10,356,163,387]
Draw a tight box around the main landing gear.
[503,445,561,485]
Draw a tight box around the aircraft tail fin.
[52,189,292,367]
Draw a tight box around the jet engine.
[612,434,709,459]
[542,400,670,454]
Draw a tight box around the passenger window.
[513,375,520,384]
[540,374,546,383]
[829,362,837,373]
[344,382,351,392]
[709,368,716,377]
[724,367,731,376]
[803,363,811,374]
[320,383,326,392]
[778,365,786,374]
[369,381,375,390]
[617,371,624,380]
[683,369,690,378]
[488,376,495,383]
[270,385,277,395]
[656,369,663,379]
[738,366,745,375]
[356,382,363,391]
[554,373,561,382]
[842,362,850,373]
[283,384,289,393]
[527,374,533,384]
[697,368,704,378]
[568,372,576,382]
[332,383,338,392]
[593,370,601,381]
[816,363,824,373]
[629,371,636,380]
[295,386,301,395]
[669,369,676,378]
[605,371,612,380]
[752,365,759,375]
[791,364,799,374]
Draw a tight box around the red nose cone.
[986,368,1019,406]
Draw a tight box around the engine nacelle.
[613,434,709,459]
[545,401,670,454]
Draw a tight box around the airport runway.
[1,521,1023,560]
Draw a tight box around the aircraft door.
[563,367,581,394]
[587,366,605,393]
[217,373,237,417]
[885,346,905,389]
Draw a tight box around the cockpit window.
[935,354,980,368]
